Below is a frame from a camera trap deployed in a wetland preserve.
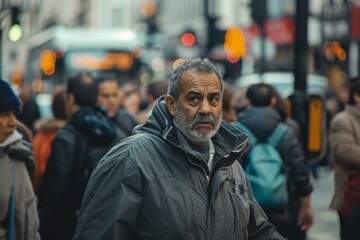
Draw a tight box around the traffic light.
[8,7,23,42]
[207,16,225,52]
[223,26,246,63]
[249,0,267,25]
[180,30,197,47]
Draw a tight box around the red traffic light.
[181,32,196,47]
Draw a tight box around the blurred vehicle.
[234,72,329,98]
[25,26,153,93]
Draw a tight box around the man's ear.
[165,95,176,116]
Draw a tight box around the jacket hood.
[134,96,249,159]
[238,107,281,141]
[69,106,117,146]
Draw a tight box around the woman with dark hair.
[329,76,360,240]
[269,85,301,142]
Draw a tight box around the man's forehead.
[180,70,221,91]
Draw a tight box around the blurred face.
[166,69,223,146]
[0,111,17,143]
[97,80,121,118]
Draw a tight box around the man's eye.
[189,96,200,103]
[209,96,219,104]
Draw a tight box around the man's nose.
[199,100,212,114]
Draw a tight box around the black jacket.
[237,107,313,199]
[38,107,117,240]
[112,108,139,141]
[74,98,285,240]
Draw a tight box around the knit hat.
[0,78,21,114]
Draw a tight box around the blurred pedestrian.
[37,73,117,240]
[329,76,360,240]
[234,83,314,239]
[74,58,285,239]
[121,82,142,116]
[137,79,168,124]
[32,87,67,194]
[16,119,33,143]
[269,85,314,240]
[222,82,237,122]
[17,82,40,134]
[96,74,139,141]
[0,78,40,240]
[270,86,301,142]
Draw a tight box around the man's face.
[0,111,17,143]
[167,69,223,146]
[97,80,121,118]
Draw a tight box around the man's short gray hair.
[167,58,224,100]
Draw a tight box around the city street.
[308,167,340,240]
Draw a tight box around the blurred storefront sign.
[351,4,360,40]
[321,1,349,42]
[243,16,294,49]
[264,16,294,45]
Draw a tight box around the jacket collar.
[0,130,22,149]
[346,105,360,119]
[135,96,249,173]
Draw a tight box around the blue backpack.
[234,121,289,208]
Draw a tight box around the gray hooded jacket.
[74,97,284,240]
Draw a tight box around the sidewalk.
[307,167,340,240]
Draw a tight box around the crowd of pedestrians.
[0,58,359,239]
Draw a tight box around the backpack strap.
[267,123,288,146]
[233,121,258,145]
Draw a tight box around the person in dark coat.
[235,83,314,239]
[17,82,40,134]
[73,58,284,240]
[96,74,139,141]
[37,73,117,240]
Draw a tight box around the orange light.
[181,32,196,47]
[308,99,323,152]
[11,71,22,86]
[226,52,240,63]
[116,53,133,71]
[224,26,246,60]
[40,49,56,76]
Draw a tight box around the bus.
[25,25,152,93]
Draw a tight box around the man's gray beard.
[173,103,222,144]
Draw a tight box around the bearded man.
[73,58,284,240]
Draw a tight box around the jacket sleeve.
[330,113,360,168]
[73,146,143,240]
[37,131,77,239]
[245,175,285,240]
[281,129,313,198]
[24,172,41,240]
